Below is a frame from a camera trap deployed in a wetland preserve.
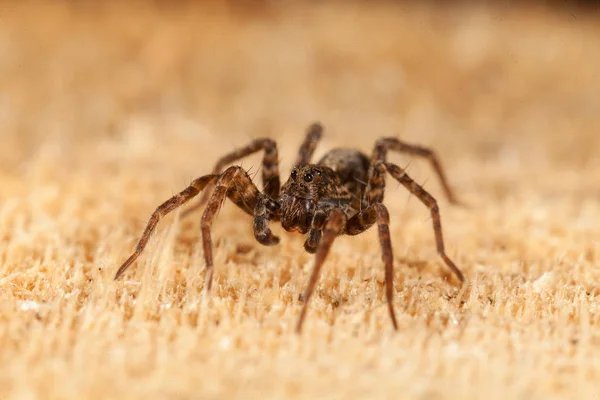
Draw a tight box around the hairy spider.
[114,123,465,332]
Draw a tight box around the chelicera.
[114,123,465,332]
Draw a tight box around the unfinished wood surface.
[1,2,599,399]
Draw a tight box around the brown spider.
[114,123,465,332]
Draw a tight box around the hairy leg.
[346,203,398,330]
[201,166,267,291]
[384,162,464,282]
[114,174,219,280]
[183,138,280,218]
[296,208,346,333]
[294,122,324,167]
[365,137,459,205]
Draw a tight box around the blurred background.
[1,0,599,194]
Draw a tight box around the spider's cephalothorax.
[279,164,353,234]
[114,123,465,333]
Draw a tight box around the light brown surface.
[1,2,600,399]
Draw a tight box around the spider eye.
[304,173,313,183]
[291,170,297,179]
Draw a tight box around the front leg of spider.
[296,208,347,333]
[116,134,285,280]
[201,166,266,291]
[114,173,219,280]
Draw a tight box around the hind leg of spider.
[366,137,460,205]
[182,138,281,218]
[296,208,346,333]
[383,162,464,283]
[294,122,324,167]
[201,165,278,292]
[114,174,219,280]
[346,203,398,330]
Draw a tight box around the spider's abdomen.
[317,148,371,200]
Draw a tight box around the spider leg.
[201,165,273,291]
[114,174,219,280]
[294,122,324,166]
[296,208,346,333]
[182,138,280,218]
[345,203,398,330]
[383,162,464,283]
[365,137,459,205]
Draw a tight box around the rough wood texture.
[1,2,600,399]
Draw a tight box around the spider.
[114,123,465,332]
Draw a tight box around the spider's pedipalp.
[253,195,280,246]
[302,208,328,253]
